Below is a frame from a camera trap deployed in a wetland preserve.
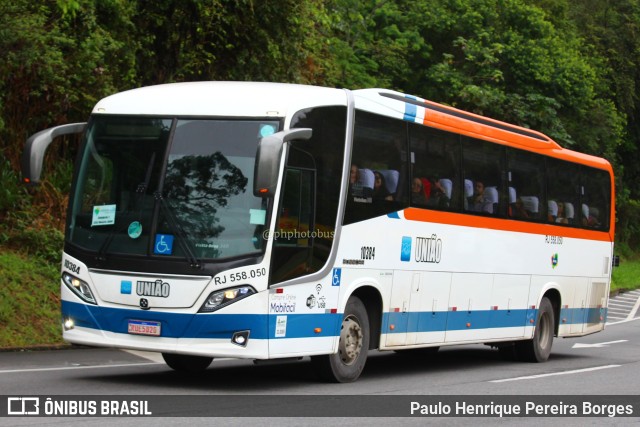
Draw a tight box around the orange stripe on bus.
[402,208,613,242]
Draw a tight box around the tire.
[496,343,518,361]
[162,353,213,373]
[515,297,555,362]
[311,296,370,383]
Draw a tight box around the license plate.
[128,320,161,336]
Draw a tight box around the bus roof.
[92,81,348,117]
[353,88,612,172]
[91,82,611,172]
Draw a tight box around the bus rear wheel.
[311,296,369,383]
[516,297,555,362]
[162,353,213,373]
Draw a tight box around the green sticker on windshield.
[91,204,116,226]
[128,221,142,239]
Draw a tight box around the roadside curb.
[0,343,78,353]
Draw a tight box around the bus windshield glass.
[67,116,279,261]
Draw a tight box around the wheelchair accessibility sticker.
[154,234,174,255]
[332,268,341,286]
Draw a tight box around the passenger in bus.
[350,164,359,187]
[379,169,400,196]
[512,198,529,219]
[585,206,601,228]
[425,177,450,209]
[411,177,428,205]
[468,180,484,211]
[468,180,493,213]
[349,164,362,195]
[555,202,569,224]
[350,165,373,200]
[373,171,393,201]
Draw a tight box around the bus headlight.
[62,272,96,305]
[199,286,256,313]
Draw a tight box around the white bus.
[23,82,615,382]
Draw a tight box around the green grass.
[0,249,65,348]
[611,255,640,292]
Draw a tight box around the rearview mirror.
[253,128,312,197]
[22,123,87,185]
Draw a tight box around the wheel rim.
[338,314,363,365]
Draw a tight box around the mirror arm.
[22,122,87,185]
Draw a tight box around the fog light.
[232,331,250,347]
[63,318,75,331]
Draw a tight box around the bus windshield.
[67,116,279,261]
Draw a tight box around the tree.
[132,0,319,85]
[0,0,137,170]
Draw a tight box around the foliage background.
[1,0,639,345]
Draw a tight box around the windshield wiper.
[155,191,202,269]
[96,154,156,262]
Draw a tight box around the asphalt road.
[0,313,638,426]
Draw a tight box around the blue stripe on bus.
[387,211,400,219]
[62,301,606,340]
[61,300,340,340]
[560,306,608,325]
[403,102,417,122]
[382,307,606,334]
[382,309,534,333]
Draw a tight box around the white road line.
[629,293,640,320]
[0,362,160,374]
[490,365,620,383]
[608,302,632,307]
[607,316,640,325]
[123,349,165,363]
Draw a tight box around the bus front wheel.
[516,297,555,362]
[311,296,370,383]
[162,353,213,373]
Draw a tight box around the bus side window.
[462,137,505,216]
[271,106,347,284]
[344,110,409,224]
[581,166,610,230]
[507,148,545,221]
[408,122,460,211]
[547,158,580,227]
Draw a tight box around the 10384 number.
[361,246,375,260]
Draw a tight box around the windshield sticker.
[249,209,267,225]
[91,204,116,226]
[128,221,142,239]
[154,234,174,255]
[259,124,277,137]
